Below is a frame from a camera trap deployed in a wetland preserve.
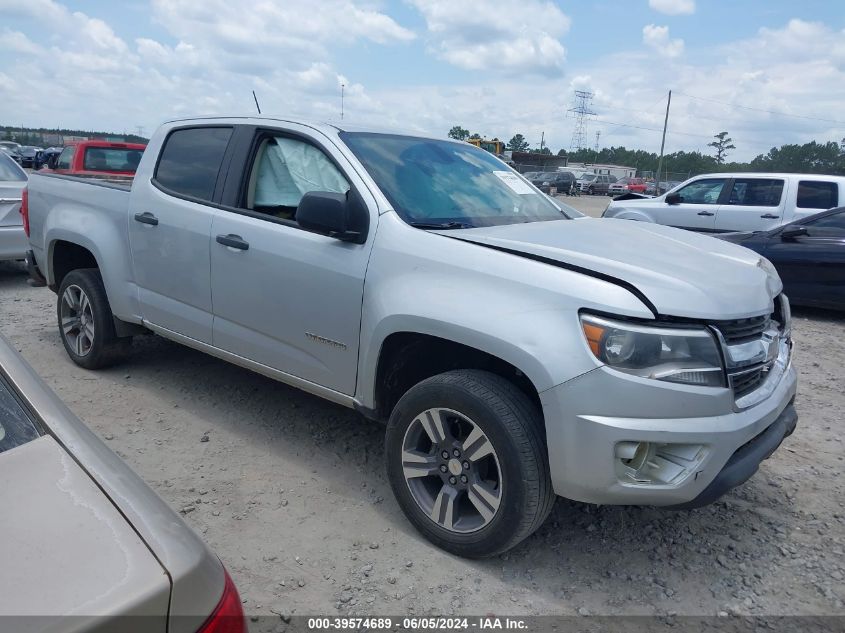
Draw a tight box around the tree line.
[448,126,845,178]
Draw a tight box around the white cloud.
[648,0,695,16]
[409,0,570,75]
[642,24,685,57]
[0,29,42,55]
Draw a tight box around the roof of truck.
[161,115,444,140]
[693,172,845,180]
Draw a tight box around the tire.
[57,268,131,369]
[385,370,555,558]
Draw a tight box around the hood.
[448,218,781,320]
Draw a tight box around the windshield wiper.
[409,221,473,230]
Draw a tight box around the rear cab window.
[797,181,839,210]
[153,127,233,202]
[83,147,144,173]
[0,374,42,455]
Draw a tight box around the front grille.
[712,315,770,344]
[731,367,766,399]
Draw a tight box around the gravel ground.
[1,229,843,624]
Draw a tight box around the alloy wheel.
[401,407,503,533]
[60,284,95,356]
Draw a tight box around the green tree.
[447,126,470,141]
[469,132,481,140]
[556,149,567,157]
[708,131,736,165]
[506,134,529,152]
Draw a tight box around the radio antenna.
[252,90,262,114]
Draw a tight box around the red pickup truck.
[608,177,647,196]
[43,140,146,179]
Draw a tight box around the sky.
[1,0,844,161]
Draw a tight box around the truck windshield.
[340,132,567,228]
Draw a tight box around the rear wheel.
[57,269,130,369]
[385,370,554,558]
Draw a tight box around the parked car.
[41,140,146,179]
[17,145,43,169]
[577,173,616,195]
[604,173,845,233]
[35,146,63,170]
[0,150,27,261]
[0,143,23,165]
[532,170,577,194]
[25,116,797,558]
[609,177,647,196]
[0,333,246,632]
[718,206,845,310]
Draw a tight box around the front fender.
[354,213,653,410]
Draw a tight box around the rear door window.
[797,181,839,210]
[725,178,784,207]
[154,127,233,202]
[0,375,41,455]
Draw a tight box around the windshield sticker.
[493,171,535,195]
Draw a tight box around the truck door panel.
[715,178,786,233]
[210,128,376,395]
[127,126,233,343]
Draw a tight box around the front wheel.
[385,370,554,558]
[57,268,130,369]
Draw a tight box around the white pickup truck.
[604,172,845,233]
[24,116,797,557]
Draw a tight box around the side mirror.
[665,192,682,205]
[781,225,808,240]
[296,190,369,244]
[47,155,58,169]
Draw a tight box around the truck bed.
[27,172,133,281]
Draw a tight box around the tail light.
[196,567,246,633]
[20,187,30,237]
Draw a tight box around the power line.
[674,91,845,126]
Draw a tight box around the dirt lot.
[1,213,843,622]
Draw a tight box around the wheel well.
[373,333,541,422]
[51,241,98,290]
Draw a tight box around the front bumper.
[539,359,798,506]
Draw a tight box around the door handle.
[134,212,159,226]
[697,211,715,216]
[760,213,780,219]
[216,234,249,251]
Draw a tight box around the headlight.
[580,314,725,387]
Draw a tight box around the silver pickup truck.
[24,116,797,557]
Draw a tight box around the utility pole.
[540,131,545,153]
[341,83,345,120]
[655,90,671,187]
[594,130,601,153]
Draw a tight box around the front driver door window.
[657,178,727,231]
